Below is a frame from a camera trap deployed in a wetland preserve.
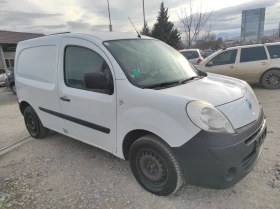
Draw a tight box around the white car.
[196,43,280,89]
[0,69,11,86]
[15,33,267,196]
[179,49,204,64]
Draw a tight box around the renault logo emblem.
[246,99,252,111]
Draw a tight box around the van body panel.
[160,73,247,106]
[115,79,201,154]
[15,38,66,133]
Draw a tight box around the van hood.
[160,73,247,106]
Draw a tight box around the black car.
[7,70,16,95]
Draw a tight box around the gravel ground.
[0,87,29,149]
[0,86,280,209]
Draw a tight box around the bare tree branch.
[177,0,212,48]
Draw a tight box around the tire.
[5,79,9,88]
[129,134,183,196]
[10,83,16,95]
[24,106,49,139]
[261,69,280,89]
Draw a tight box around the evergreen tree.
[151,2,181,48]
[140,21,151,36]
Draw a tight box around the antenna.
[128,17,141,38]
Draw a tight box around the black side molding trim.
[39,107,110,134]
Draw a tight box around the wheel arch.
[19,101,31,115]
[259,68,280,83]
[122,129,162,160]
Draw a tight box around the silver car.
[0,69,11,86]
[179,49,204,65]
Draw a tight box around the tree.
[140,21,151,36]
[177,0,212,48]
[151,2,181,48]
[200,24,216,42]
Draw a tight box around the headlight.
[186,101,236,134]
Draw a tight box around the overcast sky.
[0,0,279,38]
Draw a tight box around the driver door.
[58,37,117,153]
[204,49,238,78]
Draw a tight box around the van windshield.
[103,39,198,88]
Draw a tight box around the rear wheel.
[10,83,16,95]
[261,70,280,89]
[129,134,183,196]
[24,106,49,138]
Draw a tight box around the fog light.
[225,167,237,181]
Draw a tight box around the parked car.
[179,49,204,64]
[196,42,280,89]
[7,70,16,95]
[202,49,216,58]
[0,68,11,86]
[15,33,267,196]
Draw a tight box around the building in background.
[0,30,44,86]
[241,8,266,42]
[0,30,44,70]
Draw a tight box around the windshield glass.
[104,39,198,88]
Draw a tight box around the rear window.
[267,45,280,59]
[240,46,267,63]
[181,51,199,59]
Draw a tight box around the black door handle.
[60,96,70,102]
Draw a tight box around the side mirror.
[84,72,113,94]
[207,61,213,67]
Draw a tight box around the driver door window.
[208,50,237,66]
[64,46,113,94]
[205,49,238,77]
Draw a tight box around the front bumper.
[172,107,267,189]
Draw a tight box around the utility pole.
[279,22,280,38]
[107,0,112,32]
[143,0,146,35]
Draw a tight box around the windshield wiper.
[144,80,181,89]
[144,75,205,89]
[180,76,204,84]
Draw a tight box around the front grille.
[242,126,267,170]
[245,120,266,145]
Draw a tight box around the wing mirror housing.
[84,72,113,95]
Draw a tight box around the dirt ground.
[0,85,279,209]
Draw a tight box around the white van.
[15,33,267,196]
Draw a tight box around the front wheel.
[129,135,183,196]
[261,70,280,89]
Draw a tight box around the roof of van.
[75,32,154,41]
[17,32,154,47]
